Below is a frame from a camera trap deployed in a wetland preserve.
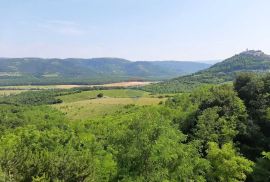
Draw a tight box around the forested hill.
[202,50,270,74]
[0,57,210,85]
[144,50,270,93]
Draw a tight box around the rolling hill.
[144,50,270,93]
[0,57,210,85]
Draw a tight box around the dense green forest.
[143,50,270,93]
[0,58,210,86]
[0,73,269,181]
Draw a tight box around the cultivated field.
[101,81,153,87]
[0,81,153,90]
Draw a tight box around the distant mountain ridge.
[0,57,210,85]
[144,50,270,93]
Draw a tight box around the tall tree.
[207,142,254,182]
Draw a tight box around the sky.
[0,0,270,62]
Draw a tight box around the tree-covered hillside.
[2,74,270,181]
[144,50,270,93]
[0,58,210,85]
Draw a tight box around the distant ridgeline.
[144,50,270,93]
[0,57,210,86]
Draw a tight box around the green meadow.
[58,89,149,102]
[0,90,26,96]
[54,89,165,120]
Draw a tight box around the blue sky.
[0,0,270,62]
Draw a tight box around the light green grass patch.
[0,90,26,96]
[59,89,150,103]
[53,97,165,120]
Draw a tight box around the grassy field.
[0,85,165,120]
[0,90,26,96]
[53,89,165,120]
[58,89,150,103]
[53,97,165,120]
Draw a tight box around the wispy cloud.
[37,20,85,36]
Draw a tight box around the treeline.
[0,73,269,181]
[0,86,126,105]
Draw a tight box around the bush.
[97,93,104,98]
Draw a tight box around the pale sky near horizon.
[0,0,270,62]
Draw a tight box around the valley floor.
[0,81,153,90]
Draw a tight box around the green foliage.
[0,127,116,182]
[97,93,104,98]
[0,104,25,134]
[252,152,270,181]
[1,81,270,181]
[82,107,210,181]
[142,78,213,93]
[195,85,248,143]
[165,93,198,134]
[0,90,67,105]
[144,50,270,93]
[0,106,116,181]
[195,107,238,145]
[169,85,248,147]
[234,73,270,159]
[207,142,254,182]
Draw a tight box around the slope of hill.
[144,50,270,93]
[0,57,210,85]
